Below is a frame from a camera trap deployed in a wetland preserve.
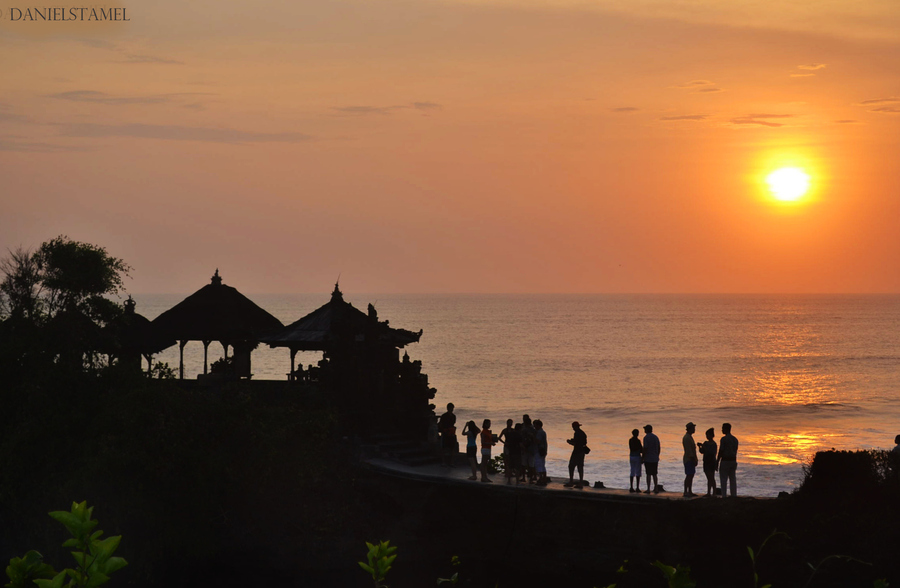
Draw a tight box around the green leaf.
[747,546,755,563]
[33,571,67,588]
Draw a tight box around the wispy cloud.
[0,112,29,124]
[660,114,708,121]
[332,102,444,116]
[870,106,900,114]
[673,80,715,89]
[56,123,313,144]
[611,107,639,112]
[47,90,214,107]
[797,63,827,71]
[332,105,400,116]
[121,54,185,65]
[0,136,84,152]
[697,87,724,93]
[790,73,816,78]
[834,119,859,124]
[858,97,900,105]
[729,113,794,127]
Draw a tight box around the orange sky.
[1,0,899,293]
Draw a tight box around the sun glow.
[766,167,811,202]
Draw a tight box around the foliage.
[748,530,787,588]
[148,361,176,379]
[358,541,397,587]
[488,453,505,475]
[5,501,127,588]
[0,237,132,378]
[436,555,461,586]
[800,449,900,498]
[651,561,696,588]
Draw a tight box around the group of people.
[436,403,550,485]
[435,403,743,497]
[627,422,739,498]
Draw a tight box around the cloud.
[870,106,900,114]
[697,87,724,93]
[611,107,639,112]
[790,73,816,78]
[0,112,28,124]
[797,63,827,71]
[729,113,794,127]
[122,54,185,65]
[0,136,84,152]
[47,90,214,107]
[413,102,442,111]
[834,119,859,124]
[858,97,900,105]
[332,106,399,116]
[660,114,708,121]
[673,80,715,89]
[56,123,313,144]
[78,38,116,50]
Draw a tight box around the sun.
[766,167,810,202]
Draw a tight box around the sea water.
[134,293,900,497]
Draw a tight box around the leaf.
[747,546,755,563]
[358,562,374,575]
[33,571,67,588]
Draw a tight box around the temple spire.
[211,269,222,286]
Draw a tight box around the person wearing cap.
[682,422,698,498]
[564,421,588,488]
[642,424,661,493]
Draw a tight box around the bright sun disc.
[766,167,810,202]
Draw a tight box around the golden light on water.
[766,167,811,202]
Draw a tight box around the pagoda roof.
[150,270,283,343]
[105,296,175,355]
[261,284,422,351]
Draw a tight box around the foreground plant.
[5,501,127,588]
[358,540,397,588]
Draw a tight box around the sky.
[1,0,899,294]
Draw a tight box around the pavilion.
[261,284,433,434]
[149,270,283,379]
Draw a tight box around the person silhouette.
[628,429,643,493]
[643,424,660,493]
[462,420,480,480]
[892,434,900,459]
[683,422,698,498]
[480,419,496,483]
[438,403,457,467]
[698,427,718,497]
[717,422,739,497]
[564,421,587,488]
[498,419,516,485]
[534,419,549,486]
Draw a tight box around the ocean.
[134,293,900,497]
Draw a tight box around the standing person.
[892,435,900,460]
[628,429,643,493]
[521,415,537,483]
[462,420,480,480]
[564,421,588,488]
[509,424,523,484]
[534,420,549,486]
[698,427,718,497]
[717,422,739,497]
[643,424,661,494]
[480,419,496,483]
[438,403,457,467]
[682,422,699,498]
[498,419,516,485]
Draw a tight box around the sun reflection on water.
[742,431,842,465]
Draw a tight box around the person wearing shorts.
[629,429,643,493]
[643,424,661,493]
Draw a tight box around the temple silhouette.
[138,271,437,440]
